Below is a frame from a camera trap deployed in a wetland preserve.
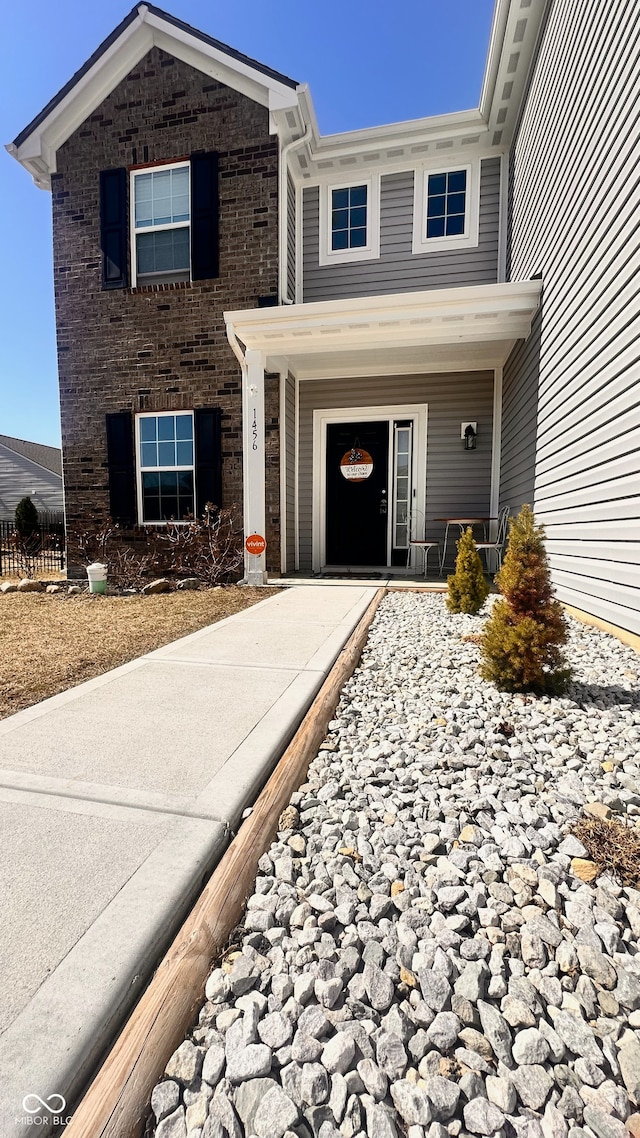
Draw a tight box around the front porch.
[224,282,541,584]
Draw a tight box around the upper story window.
[426,170,466,238]
[412,162,479,255]
[319,176,380,266]
[136,411,194,522]
[331,185,368,251]
[131,162,191,286]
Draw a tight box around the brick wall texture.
[53,46,281,572]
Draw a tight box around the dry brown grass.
[573,815,640,888]
[0,586,277,720]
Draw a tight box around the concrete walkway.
[0,584,377,1135]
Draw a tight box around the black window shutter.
[105,412,136,526]
[190,152,219,280]
[194,408,222,516]
[100,168,128,289]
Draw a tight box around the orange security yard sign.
[245,533,266,556]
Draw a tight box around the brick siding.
[53,46,281,572]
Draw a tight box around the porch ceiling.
[225,281,542,378]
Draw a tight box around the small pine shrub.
[447,527,490,614]
[15,496,38,537]
[480,503,571,693]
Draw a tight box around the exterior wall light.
[461,422,477,450]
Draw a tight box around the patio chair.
[475,505,510,574]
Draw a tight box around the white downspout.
[279,127,311,304]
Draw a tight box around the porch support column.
[489,365,503,541]
[243,348,267,585]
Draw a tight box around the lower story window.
[137,411,194,522]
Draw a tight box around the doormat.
[318,572,384,580]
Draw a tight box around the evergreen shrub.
[480,504,571,693]
[446,527,489,614]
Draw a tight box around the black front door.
[326,420,389,565]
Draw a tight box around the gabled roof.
[7,0,550,191]
[7,2,300,189]
[0,435,63,477]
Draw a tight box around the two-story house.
[8,0,640,634]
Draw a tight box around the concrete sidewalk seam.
[139,656,320,674]
[0,783,229,824]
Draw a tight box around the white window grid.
[393,422,413,550]
[412,161,479,255]
[130,160,191,286]
[318,176,381,266]
[135,410,195,525]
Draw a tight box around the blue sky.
[1,0,495,447]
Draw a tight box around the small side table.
[410,541,441,578]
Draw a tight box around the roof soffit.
[289,0,550,184]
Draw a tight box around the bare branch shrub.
[69,505,243,590]
[8,529,43,579]
[161,504,243,586]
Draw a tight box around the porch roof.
[225,280,542,378]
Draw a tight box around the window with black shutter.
[105,412,135,525]
[194,408,222,516]
[100,169,128,289]
[190,152,219,281]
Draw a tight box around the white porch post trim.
[490,365,503,539]
[243,348,267,584]
[294,374,300,570]
[278,370,287,575]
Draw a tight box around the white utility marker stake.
[243,348,267,584]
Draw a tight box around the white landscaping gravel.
[150,593,640,1138]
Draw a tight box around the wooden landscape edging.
[563,603,640,654]
[64,587,385,1138]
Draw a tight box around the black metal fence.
[0,519,66,577]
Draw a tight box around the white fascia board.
[314,108,485,153]
[292,87,489,181]
[146,16,299,110]
[479,0,511,120]
[151,28,269,108]
[226,280,542,335]
[296,86,321,149]
[481,0,551,145]
[10,19,152,182]
[225,282,541,359]
[9,8,300,187]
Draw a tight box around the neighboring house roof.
[0,435,62,477]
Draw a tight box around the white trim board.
[412,161,480,255]
[318,176,381,266]
[490,366,503,538]
[311,403,427,574]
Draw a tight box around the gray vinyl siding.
[284,372,296,571]
[297,371,494,570]
[500,307,541,511]
[502,0,640,634]
[302,158,500,303]
[286,172,296,301]
[0,446,64,521]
